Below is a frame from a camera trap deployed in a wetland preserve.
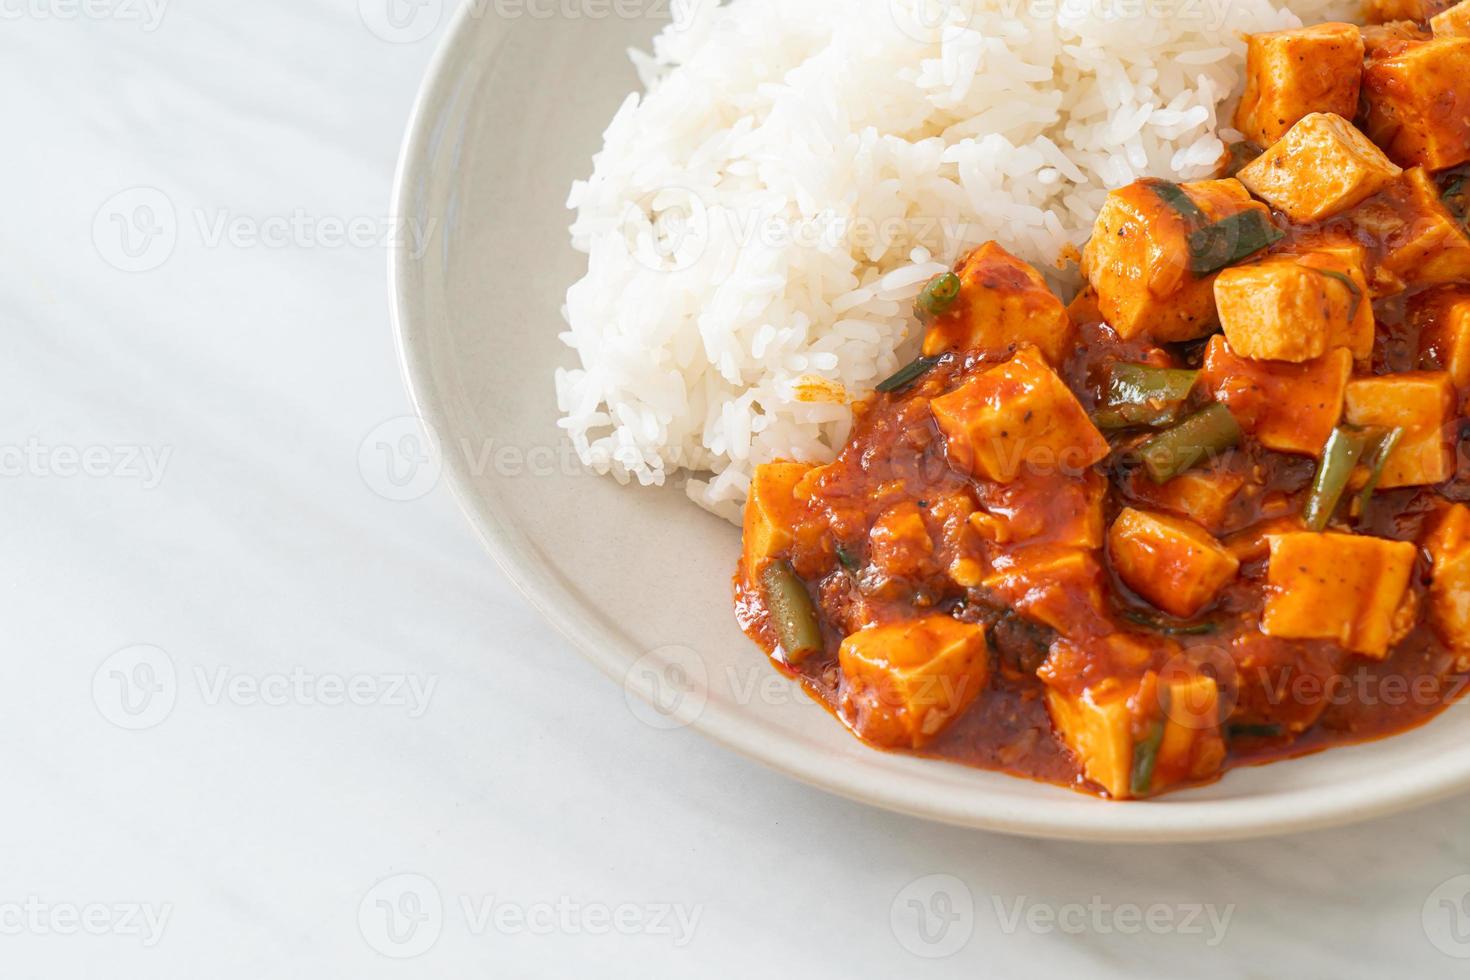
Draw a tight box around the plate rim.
[387,6,1470,841]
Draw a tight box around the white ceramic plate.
[389,5,1470,841]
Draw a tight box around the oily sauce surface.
[735,301,1470,797]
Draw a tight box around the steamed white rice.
[556,0,1351,523]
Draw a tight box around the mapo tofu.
[733,8,1470,799]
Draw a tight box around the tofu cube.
[1279,232,1393,307]
[1214,252,1372,363]
[1350,169,1470,287]
[1344,372,1457,487]
[1108,508,1240,617]
[969,469,1106,549]
[1044,668,1224,798]
[1201,336,1352,456]
[1262,532,1418,657]
[837,615,989,749]
[1433,0,1470,35]
[1426,504,1470,660]
[1043,681,1135,798]
[1125,465,1247,532]
[1234,24,1365,146]
[922,242,1074,365]
[1082,178,1273,342]
[1152,672,1228,791]
[1416,288,1470,386]
[867,501,934,581]
[930,345,1109,483]
[741,461,811,579]
[1367,0,1456,23]
[1364,37,1470,170]
[981,547,1107,634]
[1237,114,1402,223]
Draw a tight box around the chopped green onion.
[1130,700,1169,798]
[1355,427,1404,515]
[761,560,823,664]
[834,545,861,572]
[1224,140,1263,177]
[1147,180,1283,275]
[916,272,962,318]
[875,355,941,394]
[1121,609,1219,635]
[1091,405,1182,431]
[1137,403,1243,483]
[1227,722,1284,739]
[1092,363,1200,431]
[1443,174,1467,221]
[1311,267,1363,322]
[1106,363,1200,408]
[1187,211,1284,276]
[1148,180,1209,226]
[1303,426,1375,532]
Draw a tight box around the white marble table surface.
[8,1,1470,976]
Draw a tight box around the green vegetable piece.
[1106,363,1200,408]
[1093,363,1199,431]
[761,560,823,664]
[1187,211,1284,276]
[1443,174,1467,221]
[1225,140,1263,177]
[1137,404,1243,484]
[1121,609,1219,635]
[1303,426,1375,532]
[876,355,941,394]
[1130,712,1168,797]
[1148,180,1209,226]
[1311,267,1362,322]
[917,272,962,318]
[1227,722,1284,739]
[1091,405,1182,431]
[1355,427,1404,515]
[834,545,861,572]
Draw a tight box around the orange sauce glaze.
[734,280,1470,797]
